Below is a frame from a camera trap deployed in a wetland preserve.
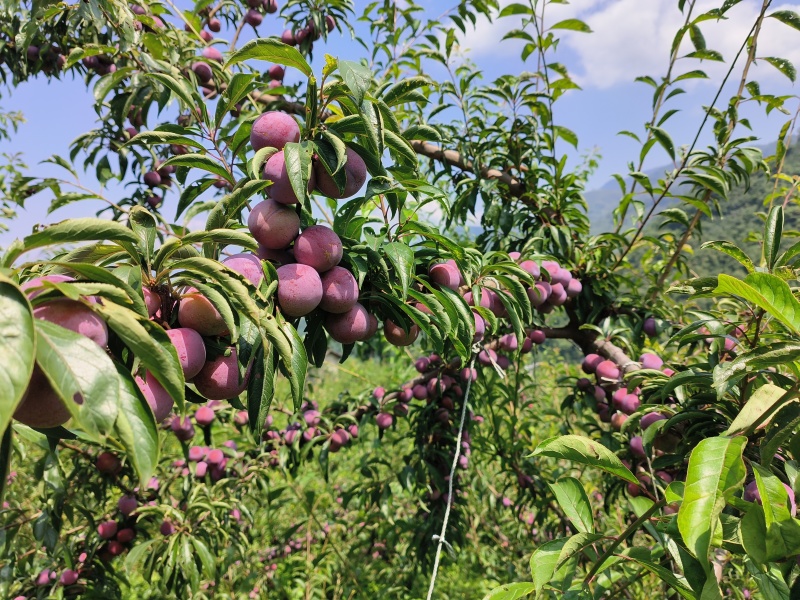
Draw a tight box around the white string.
[426,353,477,600]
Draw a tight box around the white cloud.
[459,0,800,89]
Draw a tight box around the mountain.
[583,139,799,276]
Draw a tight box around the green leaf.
[128,130,205,151]
[113,364,159,484]
[22,219,139,254]
[339,60,373,106]
[383,242,415,300]
[714,273,800,335]
[34,319,120,441]
[247,343,276,433]
[498,3,532,17]
[769,10,800,31]
[0,277,35,435]
[549,477,594,533]
[277,319,307,412]
[90,302,185,412]
[762,205,784,270]
[531,435,638,484]
[713,342,800,396]
[700,241,754,273]
[282,141,315,208]
[763,57,797,82]
[93,67,136,102]
[158,154,235,185]
[225,37,312,76]
[529,538,567,593]
[677,436,747,566]
[550,18,592,33]
[620,551,698,599]
[481,582,535,600]
[648,126,676,160]
[723,383,790,435]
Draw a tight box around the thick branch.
[410,141,525,198]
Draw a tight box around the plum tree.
[292,225,343,273]
[247,198,300,250]
[276,263,323,317]
[250,111,301,152]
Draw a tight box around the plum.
[376,412,393,429]
[582,353,603,374]
[473,312,486,342]
[34,299,109,346]
[640,352,663,370]
[293,225,343,273]
[98,520,118,540]
[263,0,278,13]
[117,528,136,543]
[223,253,264,287]
[178,290,227,336]
[195,405,215,426]
[519,260,540,279]
[643,317,657,337]
[21,274,74,299]
[257,245,294,265]
[201,46,223,62]
[478,348,497,366]
[194,348,250,400]
[263,150,315,205]
[250,111,301,151]
[60,569,79,586]
[191,61,213,83]
[548,283,567,306]
[268,65,285,80]
[566,278,582,297]
[135,372,174,423]
[313,147,368,199]
[281,29,296,45]
[276,263,323,317]
[13,366,71,428]
[596,360,620,381]
[96,452,122,474]
[244,8,262,26]
[640,412,666,430]
[118,494,138,516]
[361,313,379,340]
[166,327,207,379]
[319,266,359,313]
[529,329,546,344]
[429,260,463,291]
[144,170,162,187]
[384,319,419,346]
[329,428,350,452]
[325,302,372,344]
[527,282,550,307]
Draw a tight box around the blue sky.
[2,0,799,245]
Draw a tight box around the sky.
[1,0,799,246]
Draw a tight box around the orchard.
[1,0,800,598]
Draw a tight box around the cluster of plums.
[280,14,337,47]
[25,44,66,73]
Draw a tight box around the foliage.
[0,0,799,598]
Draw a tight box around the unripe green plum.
[263,151,315,205]
[194,348,250,400]
[293,225,343,273]
[313,147,368,199]
[178,290,227,336]
[277,263,323,317]
[384,319,419,346]
[166,328,206,379]
[247,198,300,250]
[135,372,174,423]
[319,266,359,313]
[250,111,300,152]
[325,302,371,344]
